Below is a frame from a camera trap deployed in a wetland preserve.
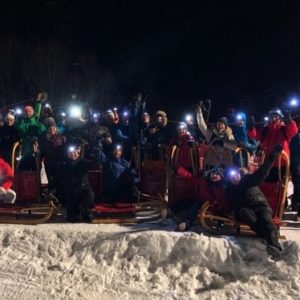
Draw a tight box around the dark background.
[1,0,300,121]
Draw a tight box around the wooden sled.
[92,193,166,224]
[0,201,57,225]
[199,151,290,237]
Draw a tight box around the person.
[147,110,171,160]
[0,155,16,203]
[170,122,196,171]
[100,144,139,203]
[253,108,298,181]
[15,93,47,171]
[53,141,99,222]
[40,125,67,190]
[171,165,228,231]
[196,104,236,169]
[290,128,300,214]
[0,112,19,166]
[225,144,284,259]
[232,112,260,168]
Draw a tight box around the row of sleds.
[0,142,292,240]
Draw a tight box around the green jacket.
[16,102,46,156]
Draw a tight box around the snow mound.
[0,224,299,300]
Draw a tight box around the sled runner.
[199,151,290,236]
[92,193,166,224]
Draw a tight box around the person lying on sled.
[100,144,139,204]
[0,156,16,203]
[171,165,229,231]
[54,140,100,222]
[225,144,284,259]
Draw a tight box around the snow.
[0,221,299,300]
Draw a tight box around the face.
[6,118,14,126]
[236,119,244,127]
[216,121,226,132]
[270,114,281,123]
[48,126,58,136]
[113,148,122,158]
[68,148,81,160]
[229,172,241,185]
[143,114,150,124]
[179,127,187,136]
[210,171,222,182]
[157,116,164,125]
[25,106,34,118]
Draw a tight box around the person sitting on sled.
[171,164,228,231]
[54,140,100,222]
[0,155,16,203]
[100,144,139,204]
[225,144,284,259]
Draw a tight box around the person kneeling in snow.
[0,156,16,203]
[225,144,284,259]
[100,144,139,203]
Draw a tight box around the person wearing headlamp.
[225,144,284,259]
[100,144,139,203]
[53,140,100,222]
[252,107,297,181]
[15,92,47,170]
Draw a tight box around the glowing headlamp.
[115,144,122,151]
[61,112,66,117]
[236,114,243,121]
[289,97,299,107]
[15,108,22,115]
[45,103,51,108]
[264,116,269,122]
[68,145,76,153]
[113,107,118,112]
[179,124,186,130]
[229,169,238,177]
[185,114,193,122]
[122,111,129,117]
[93,112,98,119]
[69,105,82,118]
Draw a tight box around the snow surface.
[0,221,299,300]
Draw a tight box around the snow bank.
[0,223,299,300]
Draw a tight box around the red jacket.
[254,121,298,166]
[177,166,231,213]
[0,158,14,189]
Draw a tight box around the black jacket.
[226,153,278,210]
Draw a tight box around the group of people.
[0,92,300,258]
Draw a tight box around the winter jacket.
[177,166,230,213]
[170,134,195,170]
[40,132,67,169]
[100,152,138,193]
[254,120,297,166]
[0,158,14,189]
[0,124,19,164]
[15,103,46,156]
[226,151,279,212]
[290,132,300,167]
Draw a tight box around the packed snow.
[0,220,299,300]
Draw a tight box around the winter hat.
[205,166,224,179]
[217,117,228,127]
[235,112,246,123]
[5,112,15,121]
[268,108,284,119]
[178,122,187,130]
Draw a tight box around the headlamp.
[69,105,82,118]
[45,103,51,108]
[15,108,22,115]
[236,114,243,121]
[68,146,76,153]
[264,116,269,122]
[185,114,193,122]
[289,97,299,107]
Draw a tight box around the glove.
[270,144,283,160]
[36,92,48,103]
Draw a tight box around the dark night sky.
[1,0,300,119]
